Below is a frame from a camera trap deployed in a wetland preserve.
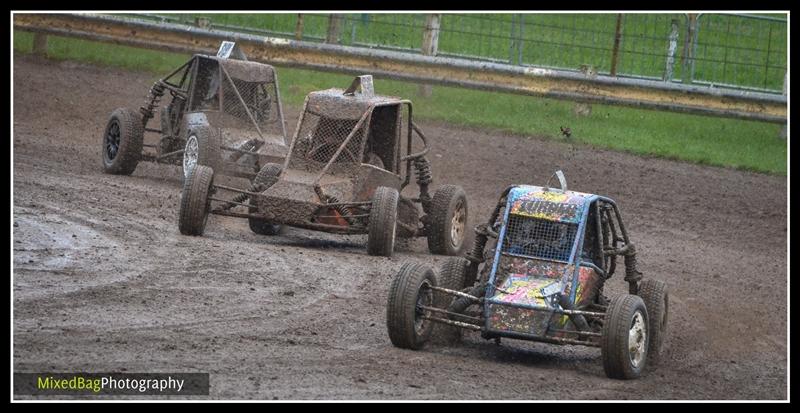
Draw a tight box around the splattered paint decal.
[508,186,591,223]
[493,274,559,307]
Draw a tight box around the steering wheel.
[246,96,271,123]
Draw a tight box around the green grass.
[136,13,787,91]
[13,30,786,175]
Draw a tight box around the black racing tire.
[386,263,437,350]
[179,165,214,236]
[366,186,399,257]
[431,257,470,345]
[248,163,283,236]
[601,294,650,379]
[183,126,223,180]
[426,185,468,256]
[638,279,668,366]
[102,108,143,175]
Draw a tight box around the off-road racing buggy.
[178,75,468,257]
[386,171,668,379]
[101,42,288,180]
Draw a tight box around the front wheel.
[179,165,215,236]
[102,108,143,175]
[426,185,468,256]
[183,126,222,180]
[366,186,399,257]
[638,279,668,365]
[248,163,283,236]
[601,294,649,379]
[386,263,437,350]
[431,257,470,345]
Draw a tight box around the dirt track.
[12,54,787,400]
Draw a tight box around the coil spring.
[140,82,166,120]
[217,176,270,213]
[466,230,488,264]
[623,244,642,284]
[325,194,356,224]
[413,157,432,186]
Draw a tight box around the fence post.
[681,13,698,84]
[663,18,680,81]
[574,64,596,117]
[194,17,210,29]
[294,14,304,40]
[419,14,441,97]
[326,14,344,44]
[610,14,623,76]
[32,33,48,57]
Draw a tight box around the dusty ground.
[12,54,787,400]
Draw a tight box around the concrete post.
[664,19,680,81]
[574,64,596,117]
[419,14,441,97]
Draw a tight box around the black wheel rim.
[414,281,433,336]
[104,119,121,163]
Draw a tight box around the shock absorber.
[465,190,509,265]
[413,156,433,211]
[324,194,356,225]
[139,81,166,124]
[466,225,490,265]
[215,181,265,213]
[623,243,643,294]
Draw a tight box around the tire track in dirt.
[13,54,786,399]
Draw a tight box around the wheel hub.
[183,135,199,179]
[104,120,121,162]
[628,311,647,368]
[413,281,433,335]
[450,199,466,248]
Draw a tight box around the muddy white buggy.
[178,75,468,257]
[101,42,288,180]
[386,171,668,379]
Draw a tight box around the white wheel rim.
[450,199,466,248]
[183,135,199,179]
[628,311,647,368]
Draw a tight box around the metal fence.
[15,13,786,123]
[137,12,787,94]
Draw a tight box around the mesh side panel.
[220,76,284,139]
[190,60,221,112]
[501,215,578,262]
[288,110,367,173]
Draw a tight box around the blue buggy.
[386,171,668,379]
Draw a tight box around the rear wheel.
[427,185,468,255]
[386,263,437,350]
[102,108,143,175]
[183,126,222,180]
[367,187,399,257]
[431,257,470,345]
[248,163,283,236]
[179,165,215,236]
[638,279,668,365]
[601,294,649,379]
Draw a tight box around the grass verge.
[13,30,786,175]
